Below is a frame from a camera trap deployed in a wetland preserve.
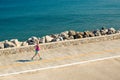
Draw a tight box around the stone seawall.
[0,33,120,56]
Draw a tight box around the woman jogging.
[31,42,42,60]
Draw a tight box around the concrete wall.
[0,33,120,56]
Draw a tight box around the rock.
[107,27,116,34]
[61,31,69,34]
[100,29,108,35]
[60,31,69,40]
[79,32,84,35]
[10,39,22,47]
[39,37,45,43]
[89,32,95,37]
[0,42,4,49]
[31,36,39,42]
[74,32,83,39]
[51,34,59,38]
[83,31,95,38]
[4,40,16,48]
[45,35,54,43]
[93,29,101,36]
[27,36,39,45]
[68,36,74,40]
[51,38,57,42]
[115,30,120,33]
[51,36,63,42]
[83,31,90,38]
[59,36,63,41]
[68,30,76,36]
[27,38,33,45]
[21,41,28,46]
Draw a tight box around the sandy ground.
[0,39,120,80]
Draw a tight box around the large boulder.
[89,32,95,37]
[107,27,116,34]
[51,36,63,42]
[115,30,120,33]
[51,34,59,39]
[100,29,108,35]
[93,29,101,36]
[0,42,4,49]
[39,37,45,43]
[59,36,64,41]
[10,39,22,47]
[61,31,69,35]
[83,31,95,38]
[69,36,74,40]
[51,38,57,42]
[27,36,39,45]
[4,40,16,48]
[21,41,28,46]
[68,30,76,36]
[45,35,54,43]
[74,32,83,39]
[83,31,90,38]
[60,31,69,40]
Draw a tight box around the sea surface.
[0,0,120,41]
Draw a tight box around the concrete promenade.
[0,39,120,80]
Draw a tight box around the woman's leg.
[37,51,42,60]
[31,50,37,60]
[31,53,37,60]
[38,53,41,58]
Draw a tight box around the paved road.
[1,57,120,80]
[0,39,120,80]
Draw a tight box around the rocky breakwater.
[0,39,28,49]
[0,27,120,50]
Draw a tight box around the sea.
[0,0,120,41]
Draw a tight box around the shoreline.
[0,27,120,50]
[0,32,120,56]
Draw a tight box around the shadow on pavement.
[16,60,32,62]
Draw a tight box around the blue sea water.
[0,0,120,41]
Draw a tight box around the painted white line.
[0,55,120,77]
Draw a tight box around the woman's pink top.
[35,45,40,51]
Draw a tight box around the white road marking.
[0,55,120,77]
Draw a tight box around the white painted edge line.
[0,55,120,77]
